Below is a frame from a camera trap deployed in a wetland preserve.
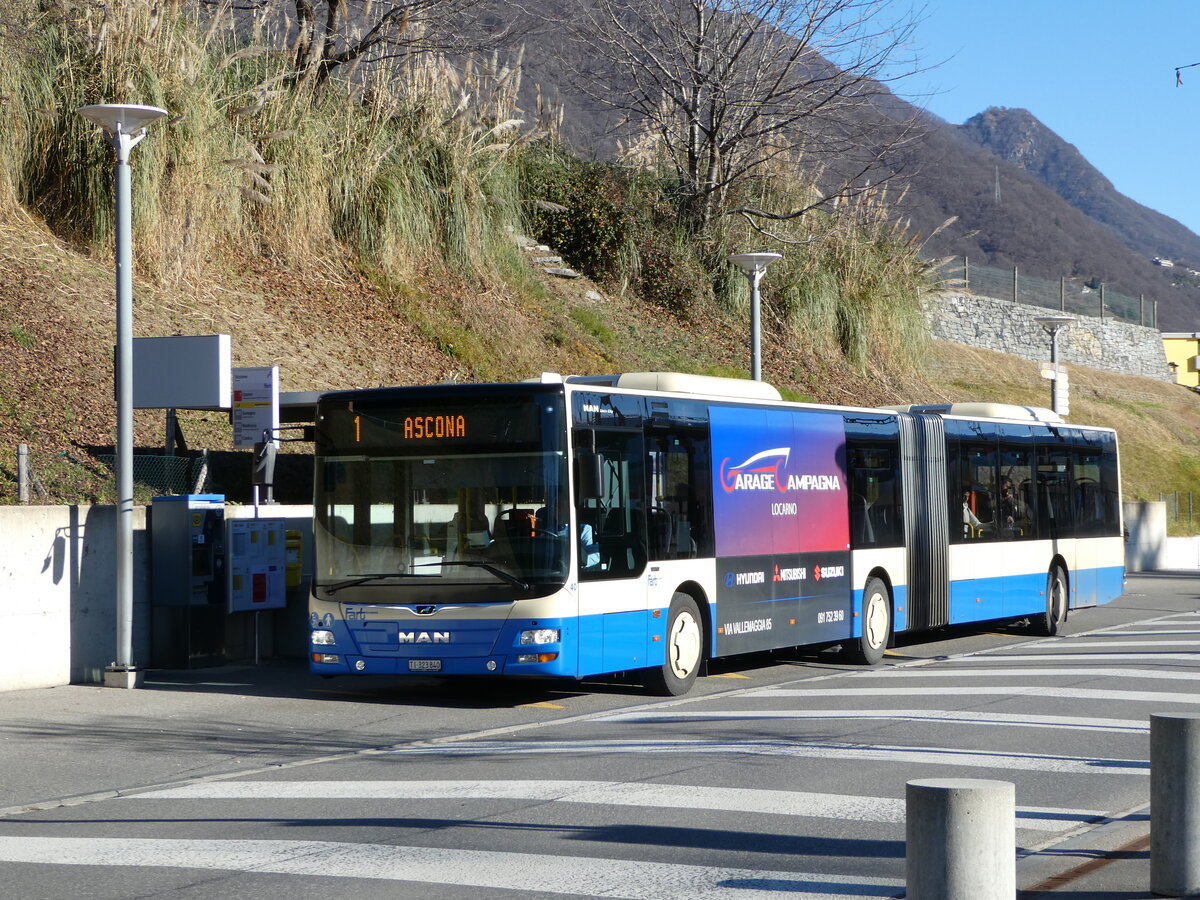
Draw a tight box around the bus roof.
[882,402,1065,424]
[565,372,782,401]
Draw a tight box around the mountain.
[866,105,1200,331]
[960,107,1200,270]
[509,14,1200,329]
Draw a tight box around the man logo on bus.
[719,447,842,493]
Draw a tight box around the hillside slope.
[0,210,883,496]
[4,208,1200,510]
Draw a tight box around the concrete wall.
[931,292,1171,381]
[1165,535,1200,569]
[0,503,313,693]
[0,505,151,690]
[1125,501,1168,573]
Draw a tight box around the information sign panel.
[232,366,279,448]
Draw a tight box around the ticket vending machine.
[151,494,226,667]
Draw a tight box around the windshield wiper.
[414,560,530,591]
[323,573,434,595]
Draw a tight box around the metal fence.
[11,444,209,504]
[1164,492,1198,531]
[937,257,1158,328]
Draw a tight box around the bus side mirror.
[577,450,603,499]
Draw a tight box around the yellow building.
[1163,332,1200,387]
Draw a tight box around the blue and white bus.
[308,372,1124,694]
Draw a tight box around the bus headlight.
[312,630,336,645]
[519,628,560,645]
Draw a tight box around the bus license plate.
[408,659,442,672]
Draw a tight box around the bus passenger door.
[575,422,652,676]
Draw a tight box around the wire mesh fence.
[10,446,209,504]
[937,257,1157,327]
[1164,492,1197,531]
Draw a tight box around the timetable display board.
[227,518,286,613]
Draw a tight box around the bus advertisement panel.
[709,406,852,655]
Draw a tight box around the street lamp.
[729,251,782,381]
[1034,314,1074,414]
[77,103,168,689]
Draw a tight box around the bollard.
[1151,713,1200,896]
[906,778,1015,900]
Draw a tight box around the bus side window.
[578,429,647,580]
[958,443,997,540]
[848,443,902,548]
[1036,447,1073,539]
[644,427,711,561]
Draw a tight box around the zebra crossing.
[1,608,1197,898]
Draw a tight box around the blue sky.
[887,0,1200,236]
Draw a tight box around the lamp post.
[1034,314,1074,414]
[729,252,782,381]
[77,103,168,689]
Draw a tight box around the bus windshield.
[313,389,569,601]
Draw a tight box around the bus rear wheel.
[1033,566,1068,636]
[645,593,703,696]
[846,577,890,665]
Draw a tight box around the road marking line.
[846,667,1200,682]
[0,837,903,900]
[1047,639,1200,647]
[598,708,1146,733]
[383,740,1147,775]
[949,653,1200,662]
[1092,628,1200,635]
[130,779,1102,833]
[751,686,1200,704]
[519,701,565,709]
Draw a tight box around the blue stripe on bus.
[312,565,1125,678]
[945,565,1124,625]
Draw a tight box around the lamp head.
[78,104,168,136]
[1032,314,1080,336]
[729,252,783,274]
[77,104,168,161]
[1034,314,1075,334]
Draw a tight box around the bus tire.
[645,593,703,696]
[1034,565,1068,636]
[847,577,891,666]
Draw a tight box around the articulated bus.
[308,372,1124,694]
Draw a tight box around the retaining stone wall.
[929,292,1170,381]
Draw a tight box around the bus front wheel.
[846,577,891,666]
[1033,566,1068,636]
[645,593,703,696]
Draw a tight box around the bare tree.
[563,0,922,233]
[207,0,521,87]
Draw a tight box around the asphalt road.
[1,571,1197,898]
